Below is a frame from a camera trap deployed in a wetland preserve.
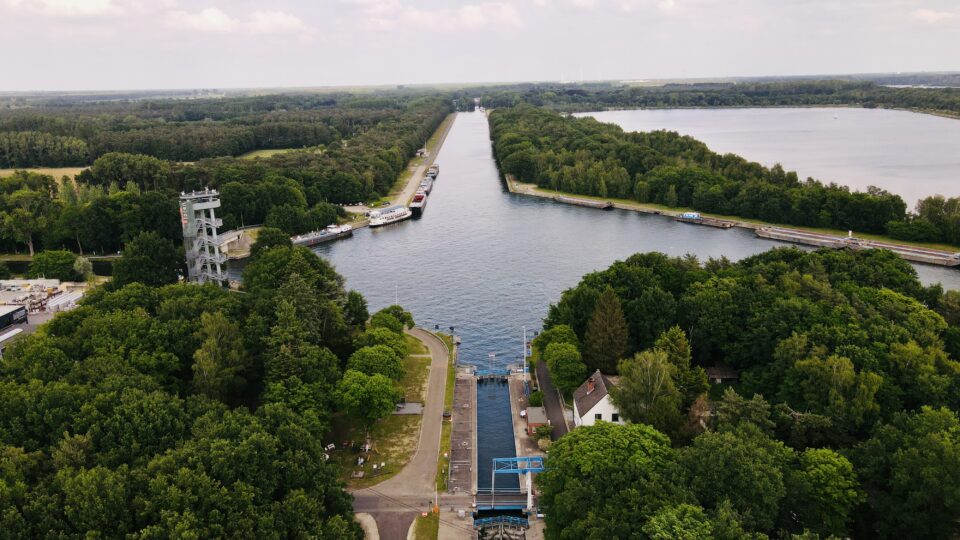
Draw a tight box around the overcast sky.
[1,0,958,91]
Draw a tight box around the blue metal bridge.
[476,456,545,511]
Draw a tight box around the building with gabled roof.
[572,369,625,427]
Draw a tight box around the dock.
[757,227,960,267]
[552,195,614,210]
[448,367,477,495]
[676,215,735,228]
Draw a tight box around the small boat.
[427,163,439,178]
[419,176,434,194]
[291,224,353,247]
[410,191,428,217]
[369,206,412,227]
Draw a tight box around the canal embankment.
[505,175,960,267]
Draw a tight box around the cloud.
[348,0,523,31]
[167,7,238,33]
[165,7,312,36]
[3,0,120,17]
[911,8,958,24]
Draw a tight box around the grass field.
[412,513,439,540]
[236,148,299,160]
[435,332,456,492]
[0,167,87,178]
[332,332,434,489]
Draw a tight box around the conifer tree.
[582,286,629,373]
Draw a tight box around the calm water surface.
[581,108,960,207]
[295,111,960,488]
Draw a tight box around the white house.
[572,369,625,427]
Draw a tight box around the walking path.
[352,328,472,539]
[535,360,569,440]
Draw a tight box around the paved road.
[535,360,569,440]
[352,328,449,540]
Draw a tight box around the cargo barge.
[756,227,960,267]
[291,224,353,247]
[553,195,614,210]
[427,163,440,179]
[410,191,428,217]
[675,212,735,229]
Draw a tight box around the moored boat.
[291,224,353,247]
[410,191,428,217]
[427,163,439,178]
[369,205,412,227]
[419,176,433,194]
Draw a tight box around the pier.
[757,227,960,267]
[447,367,477,495]
[552,195,614,210]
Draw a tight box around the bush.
[529,390,544,407]
[0,261,10,280]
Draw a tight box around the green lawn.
[511,178,960,253]
[331,413,421,490]
[412,512,439,540]
[331,332,434,489]
[0,166,87,178]
[406,334,429,355]
[237,148,304,159]
[435,332,456,492]
[401,355,431,403]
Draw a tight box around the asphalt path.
[351,328,449,540]
[535,360,570,440]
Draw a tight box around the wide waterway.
[295,110,960,490]
[581,107,960,207]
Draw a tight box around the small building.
[525,406,549,435]
[0,305,27,331]
[572,370,625,427]
[705,364,740,384]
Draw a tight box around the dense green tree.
[345,290,369,328]
[354,327,407,358]
[28,250,79,281]
[851,407,960,539]
[610,350,683,435]
[249,226,291,258]
[347,345,405,381]
[582,286,629,373]
[532,324,580,355]
[544,342,587,395]
[191,311,248,402]
[783,448,863,536]
[336,370,401,430]
[536,422,684,539]
[643,504,713,540]
[654,326,708,406]
[111,231,182,288]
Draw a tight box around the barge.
[553,195,614,210]
[427,163,440,178]
[410,191,428,217]
[369,205,412,228]
[419,176,434,194]
[756,227,960,267]
[675,212,735,229]
[291,224,353,247]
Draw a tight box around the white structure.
[180,189,226,285]
[572,369,625,427]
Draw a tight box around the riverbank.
[505,175,960,256]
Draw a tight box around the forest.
[490,106,910,236]
[0,228,421,537]
[479,80,960,117]
[535,247,960,539]
[0,95,451,255]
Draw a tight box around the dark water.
[581,107,960,207]
[233,111,960,491]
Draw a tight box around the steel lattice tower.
[179,189,226,285]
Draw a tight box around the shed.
[705,364,740,384]
[525,406,549,435]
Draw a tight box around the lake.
[580,107,960,208]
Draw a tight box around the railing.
[474,516,529,529]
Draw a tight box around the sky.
[1,0,958,91]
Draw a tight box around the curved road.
[352,327,449,540]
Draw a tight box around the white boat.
[291,224,353,247]
[369,206,412,227]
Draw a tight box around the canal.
[305,110,960,492]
